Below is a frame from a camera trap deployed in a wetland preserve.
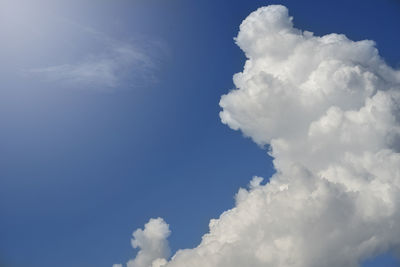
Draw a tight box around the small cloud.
[114,218,171,267]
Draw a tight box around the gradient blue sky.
[1,1,399,266]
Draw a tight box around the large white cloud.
[115,5,400,267]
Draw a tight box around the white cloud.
[114,218,171,267]
[115,5,400,267]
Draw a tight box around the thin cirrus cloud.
[28,22,163,90]
[115,5,400,267]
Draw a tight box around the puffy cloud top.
[123,218,171,267]
[116,5,400,267]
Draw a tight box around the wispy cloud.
[28,21,165,90]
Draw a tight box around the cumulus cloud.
[116,5,400,267]
[114,218,171,267]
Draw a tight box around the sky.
[1,1,400,267]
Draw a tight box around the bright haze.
[1,1,400,267]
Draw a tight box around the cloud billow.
[116,5,400,267]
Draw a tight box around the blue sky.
[1,1,400,267]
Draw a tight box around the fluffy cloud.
[116,5,400,267]
[114,218,171,267]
